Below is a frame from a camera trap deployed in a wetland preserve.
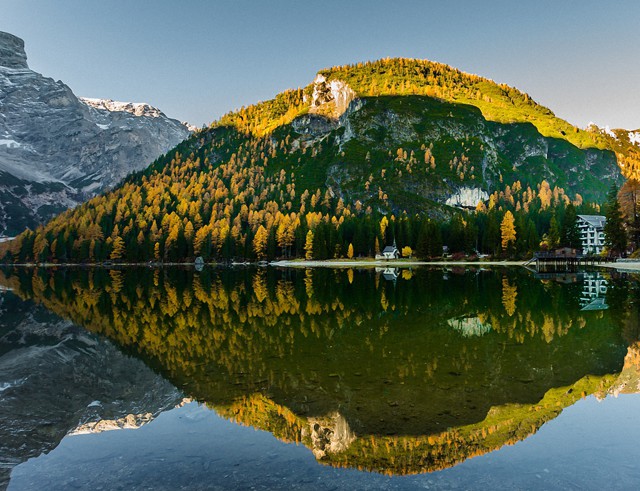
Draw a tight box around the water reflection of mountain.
[0,266,637,476]
[0,291,183,490]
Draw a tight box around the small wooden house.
[554,247,578,258]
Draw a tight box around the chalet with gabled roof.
[381,241,399,260]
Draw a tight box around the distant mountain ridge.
[0,31,191,236]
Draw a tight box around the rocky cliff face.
[0,291,183,490]
[290,87,622,210]
[0,31,191,236]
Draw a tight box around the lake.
[1,266,639,490]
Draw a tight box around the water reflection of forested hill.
[1,266,638,475]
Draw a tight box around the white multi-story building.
[577,215,606,255]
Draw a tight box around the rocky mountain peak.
[0,31,28,69]
[0,31,191,236]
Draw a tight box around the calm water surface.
[0,266,639,490]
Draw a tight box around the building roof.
[382,246,397,253]
[382,269,399,281]
[577,215,606,228]
[580,297,609,311]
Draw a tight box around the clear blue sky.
[3,0,640,129]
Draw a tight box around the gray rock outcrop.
[0,32,27,69]
[0,31,191,236]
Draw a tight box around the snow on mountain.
[80,97,166,118]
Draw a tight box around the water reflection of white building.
[580,272,608,311]
[375,267,399,281]
[447,316,492,337]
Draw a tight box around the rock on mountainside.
[0,31,191,236]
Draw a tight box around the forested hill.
[217,58,640,176]
[0,58,633,263]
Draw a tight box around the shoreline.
[1,259,639,271]
[599,262,640,272]
[0,259,529,269]
[269,259,528,268]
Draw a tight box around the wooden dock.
[524,251,613,271]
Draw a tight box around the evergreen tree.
[415,221,431,259]
[561,204,581,248]
[547,214,561,249]
[429,223,443,258]
[524,219,540,255]
[312,223,328,260]
[604,185,627,256]
[483,212,501,255]
[618,180,640,249]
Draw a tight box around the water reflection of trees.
[0,266,636,475]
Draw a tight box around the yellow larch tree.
[501,211,516,252]
[347,243,354,259]
[253,225,268,259]
[380,216,389,238]
[110,236,126,260]
[304,230,314,260]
